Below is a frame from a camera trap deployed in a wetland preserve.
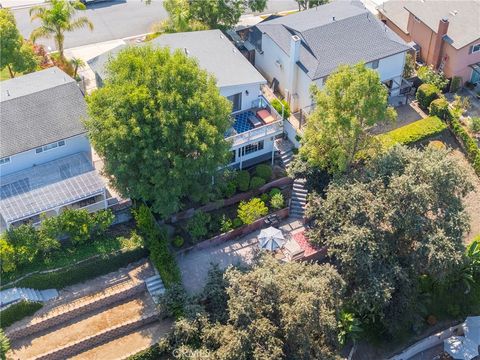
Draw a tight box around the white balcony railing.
[226,119,284,147]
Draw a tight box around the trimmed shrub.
[232,217,243,228]
[270,193,285,210]
[172,236,184,248]
[186,211,211,242]
[0,301,42,328]
[0,328,10,359]
[416,83,439,110]
[222,180,237,198]
[249,176,266,190]
[429,98,450,120]
[220,215,233,233]
[449,116,480,176]
[158,283,188,319]
[235,170,250,192]
[269,188,281,198]
[127,344,163,360]
[260,193,269,204]
[237,198,268,225]
[378,116,447,148]
[271,98,290,118]
[450,76,462,93]
[255,164,273,182]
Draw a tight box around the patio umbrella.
[258,227,285,251]
[444,336,479,360]
[464,316,480,345]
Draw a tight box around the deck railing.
[226,119,283,147]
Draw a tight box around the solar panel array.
[0,170,105,223]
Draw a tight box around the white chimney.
[287,35,301,109]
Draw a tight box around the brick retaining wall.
[32,312,158,360]
[178,207,290,253]
[6,282,146,340]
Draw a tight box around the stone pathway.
[177,217,304,294]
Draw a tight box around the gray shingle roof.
[87,43,127,84]
[0,67,87,158]
[151,30,266,88]
[256,1,410,80]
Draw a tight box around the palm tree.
[70,56,85,78]
[29,0,93,59]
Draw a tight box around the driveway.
[176,218,304,294]
[11,0,297,50]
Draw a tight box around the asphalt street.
[12,0,297,50]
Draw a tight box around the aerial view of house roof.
[0,67,87,158]
[151,29,266,88]
[378,0,480,50]
[255,1,410,80]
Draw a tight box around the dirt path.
[9,294,156,360]
[71,320,173,360]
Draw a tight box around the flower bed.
[171,185,291,249]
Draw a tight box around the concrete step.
[144,275,165,303]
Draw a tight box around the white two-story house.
[88,30,284,169]
[0,67,107,230]
[247,1,411,116]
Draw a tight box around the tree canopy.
[295,0,329,11]
[300,62,396,174]
[160,256,346,359]
[189,0,267,29]
[0,8,38,78]
[306,145,473,336]
[85,46,232,218]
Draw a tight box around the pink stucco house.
[378,0,480,86]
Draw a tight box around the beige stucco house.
[378,0,480,86]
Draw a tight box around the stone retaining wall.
[178,207,290,253]
[6,282,146,340]
[32,312,158,360]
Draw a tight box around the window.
[0,157,10,165]
[227,93,242,113]
[35,140,66,154]
[371,60,379,69]
[239,140,264,157]
[472,44,480,53]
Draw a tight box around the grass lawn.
[2,224,145,286]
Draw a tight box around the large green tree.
[161,256,346,359]
[85,46,232,218]
[306,146,473,336]
[0,9,38,78]
[300,62,396,174]
[189,0,267,29]
[29,0,93,59]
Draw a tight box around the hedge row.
[3,248,148,290]
[378,116,447,148]
[134,205,181,288]
[0,301,43,328]
[449,116,480,175]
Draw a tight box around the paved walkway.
[177,218,304,294]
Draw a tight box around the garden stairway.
[290,178,308,219]
[0,288,58,310]
[145,274,165,303]
[274,138,295,169]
